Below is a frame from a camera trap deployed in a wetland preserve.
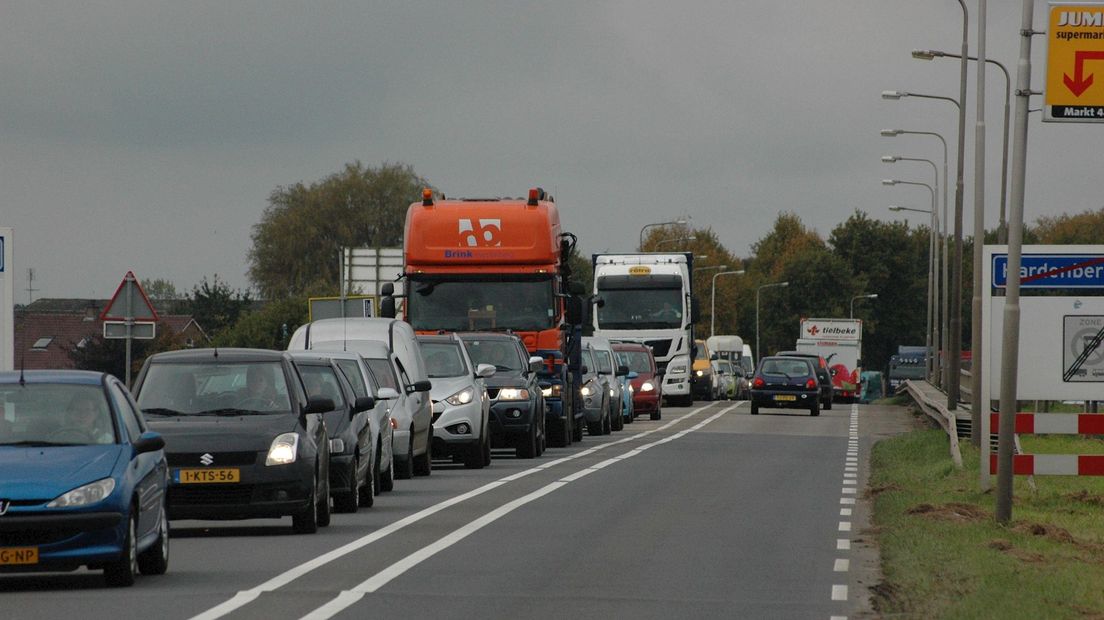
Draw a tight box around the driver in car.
[65,394,114,444]
[241,365,281,409]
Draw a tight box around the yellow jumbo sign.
[1046,3,1104,121]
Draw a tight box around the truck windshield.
[596,287,683,329]
[408,276,555,332]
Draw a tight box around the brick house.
[12,298,207,370]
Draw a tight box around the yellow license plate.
[773,395,797,402]
[0,547,38,565]
[176,468,240,484]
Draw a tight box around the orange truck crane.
[380,188,586,447]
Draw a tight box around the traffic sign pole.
[125,273,133,387]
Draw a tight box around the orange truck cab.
[381,188,585,447]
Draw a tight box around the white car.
[417,334,495,469]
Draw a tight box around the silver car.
[583,336,627,432]
[418,334,495,469]
[357,341,433,479]
[303,349,399,496]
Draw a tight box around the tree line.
[70,161,1104,379]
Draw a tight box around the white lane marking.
[189,404,723,620]
[837,539,850,550]
[842,480,856,486]
[845,466,857,472]
[832,585,848,601]
[838,521,852,532]
[842,487,856,494]
[840,497,855,505]
[840,508,852,516]
[301,405,738,619]
[834,558,850,572]
[831,616,848,620]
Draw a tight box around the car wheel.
[138,497,169,576]
[372,443,383,496]
[464,436,486,469]
[292,476,320,534]
[483,430,492,466]
[517,422,538,459]
[824,397,833,410]
[810,400,820,417]
[651,405,661,421]
[336,458,361,513]
[316,471,332,527]
[602,410,612,435]
[572,414,584,442]
[379,437,395,492]
[611,406,623,431]
[396,432,414,480]
[104,507,138,587]
[750,403,759,415]
[414,429,433,476]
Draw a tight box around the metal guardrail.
[903,379,964,469]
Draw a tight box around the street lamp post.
[890,204,938,381]
[655,236,696,248]
[850,293,878,319]
[755,281,789,362]
[639,219,689,250]
[882,87,966,413]
[882,128,950,389]
[711,270,745,338]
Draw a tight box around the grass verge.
[869,430,1104,619]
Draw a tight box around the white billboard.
[798,318,862,342]
[0,228,12,371]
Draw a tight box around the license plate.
[0,547,38,565]
[174,468,240,484]
[773,395,797,402]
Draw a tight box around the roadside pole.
[125,273,133,387]
[973,0,988,488]
[997,0,1035,523]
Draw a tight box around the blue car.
[0,370,169,586]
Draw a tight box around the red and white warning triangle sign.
[100,271,159,321]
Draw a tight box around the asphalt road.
[2,401,914,620]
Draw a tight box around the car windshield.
[421,342,468,378]
[761,359,812,377]
[137,362,292,415]
[596,287,683,330]
[739,357,755,375]
[364,358,400,391]
[462,339,523,371]
[593,348,614,374]
[407,276,555,332]
[0,383,117,446]
[582,349,597,374]
[617,350,653,373]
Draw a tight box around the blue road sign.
[993,254,1104,289]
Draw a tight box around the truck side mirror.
[565,296,583,325]
[568,282,586,296]
[380,296,396,319]
[690,298,701,324]
[380,282,394,297]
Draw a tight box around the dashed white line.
[840,497,855,505]
[832,584,848,601]
[838,521,852,532]
[837,538,851,550]
[840,508,852,516]
[834,558,850,572]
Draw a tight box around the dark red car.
[612,342,662,420]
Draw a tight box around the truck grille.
[644,339,672,358]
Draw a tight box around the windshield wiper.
[0,440,83,447]
[142,407,183,416]
[202,408,262,416]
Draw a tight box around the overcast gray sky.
[2,2,1097,301]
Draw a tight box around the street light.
[889,203,938,381]
[710,270,744,338]
[694,264,728,273]
[883,83,966,412]
[639,219,689,250]
[655,236,696,247]
[913,49,1012,244]
[883,156,941,383]
[850,294,878,319]
[755,281,789,362]
[881,128,950,390]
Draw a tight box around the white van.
[288,318,433,478]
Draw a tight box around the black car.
[289,352,379,512]
[749,356,821,416]
[775,351,833,410]
[457,333,546,459]
[133,348,332,534]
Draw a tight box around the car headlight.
[266,432,300,466]
[668,364,686,375]
[580,385,593,397]
[695,369,704,377]
[497,388,529,401]
[47,478,116,508]
[445,387,474,406]
[641,381,655,392]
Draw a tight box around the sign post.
[100,272,158,386]
[0,229,11,372]
[1045,2,1104,122]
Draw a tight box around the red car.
[612,342,662,420]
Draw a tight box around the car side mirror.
[353,396,375,415]
[133,431,165,455]
[476,363,496,378]
[616,365,630,377]
[627,371,639,380]
[376,387,399,400]
[305,397,335,414]
[410,380,432,393]
[581,365,589,375]
[528,356,544,373]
